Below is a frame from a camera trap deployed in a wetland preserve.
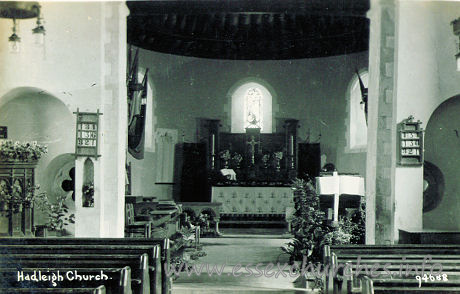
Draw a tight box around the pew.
[1,285,106,294]
[0,238,171,294]
[360,275,460,293]
[0,267,131,294]
[323,244,460,294]
[0,253,149,294]
[0,244,161,294]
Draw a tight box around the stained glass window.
[244,87,263,129]
[230,82,273,133]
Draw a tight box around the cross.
[247,136,258,165]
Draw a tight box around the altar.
[211,186,294,215]
[178,118,321,227]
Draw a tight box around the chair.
[125,203,152,238]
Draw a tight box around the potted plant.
[82,182,94,207]
[35,193,75,236]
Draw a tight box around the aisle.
[172,229,315,293]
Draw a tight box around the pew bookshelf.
[0,238,171,294]
[1,286,106,294]
[323,244,460,294]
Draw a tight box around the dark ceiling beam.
[126,0,369,60]
[127,0,369,17]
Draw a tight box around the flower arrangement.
[273,151,283,160]
[0,140,47,162]
[82,182,95,207]
[231,152,243,167]
[262,154,270,164]
[219,150,231,161]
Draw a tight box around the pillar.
[366,0,398,244]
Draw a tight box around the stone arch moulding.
[0,87,72,113]
[223,77,279,134]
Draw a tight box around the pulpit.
[0,161,37,237]
[315,171,365,222]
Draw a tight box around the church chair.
[125,203,152,238]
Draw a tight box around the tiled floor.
[172,229,316,293]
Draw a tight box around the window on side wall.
[347,70,368,151]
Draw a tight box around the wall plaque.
[398,116,423,166]
[74,109,102,158]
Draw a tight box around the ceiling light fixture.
[0,2,45,53]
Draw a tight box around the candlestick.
[211,134,215,155]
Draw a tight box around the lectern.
[315,172,365,222]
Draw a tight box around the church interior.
[1,0,460,293]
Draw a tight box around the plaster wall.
[130,49,369,199]
[394,0,460,236]
[0,2,127,237]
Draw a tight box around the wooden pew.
[360,275,460,293]
[0,267,131,294]
[0,244,161,294]
[0,253,149,294]
[0,238,171,294]
[1,285,106,294]
[323,244,460,294]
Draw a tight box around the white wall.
[0,2,128,237]
[394,0,460,237]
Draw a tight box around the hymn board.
[74,109,102,158]
[398,116,423,166]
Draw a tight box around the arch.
[344,69,368,153]
[0,87,70,112]
[423,94,460,230]
[0,87,75,206]
[0,88,73,146]
[225,77,279,133]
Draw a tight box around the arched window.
[231,82,272,133]
[347,70,368,151]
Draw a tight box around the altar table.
[211,186,294,215]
